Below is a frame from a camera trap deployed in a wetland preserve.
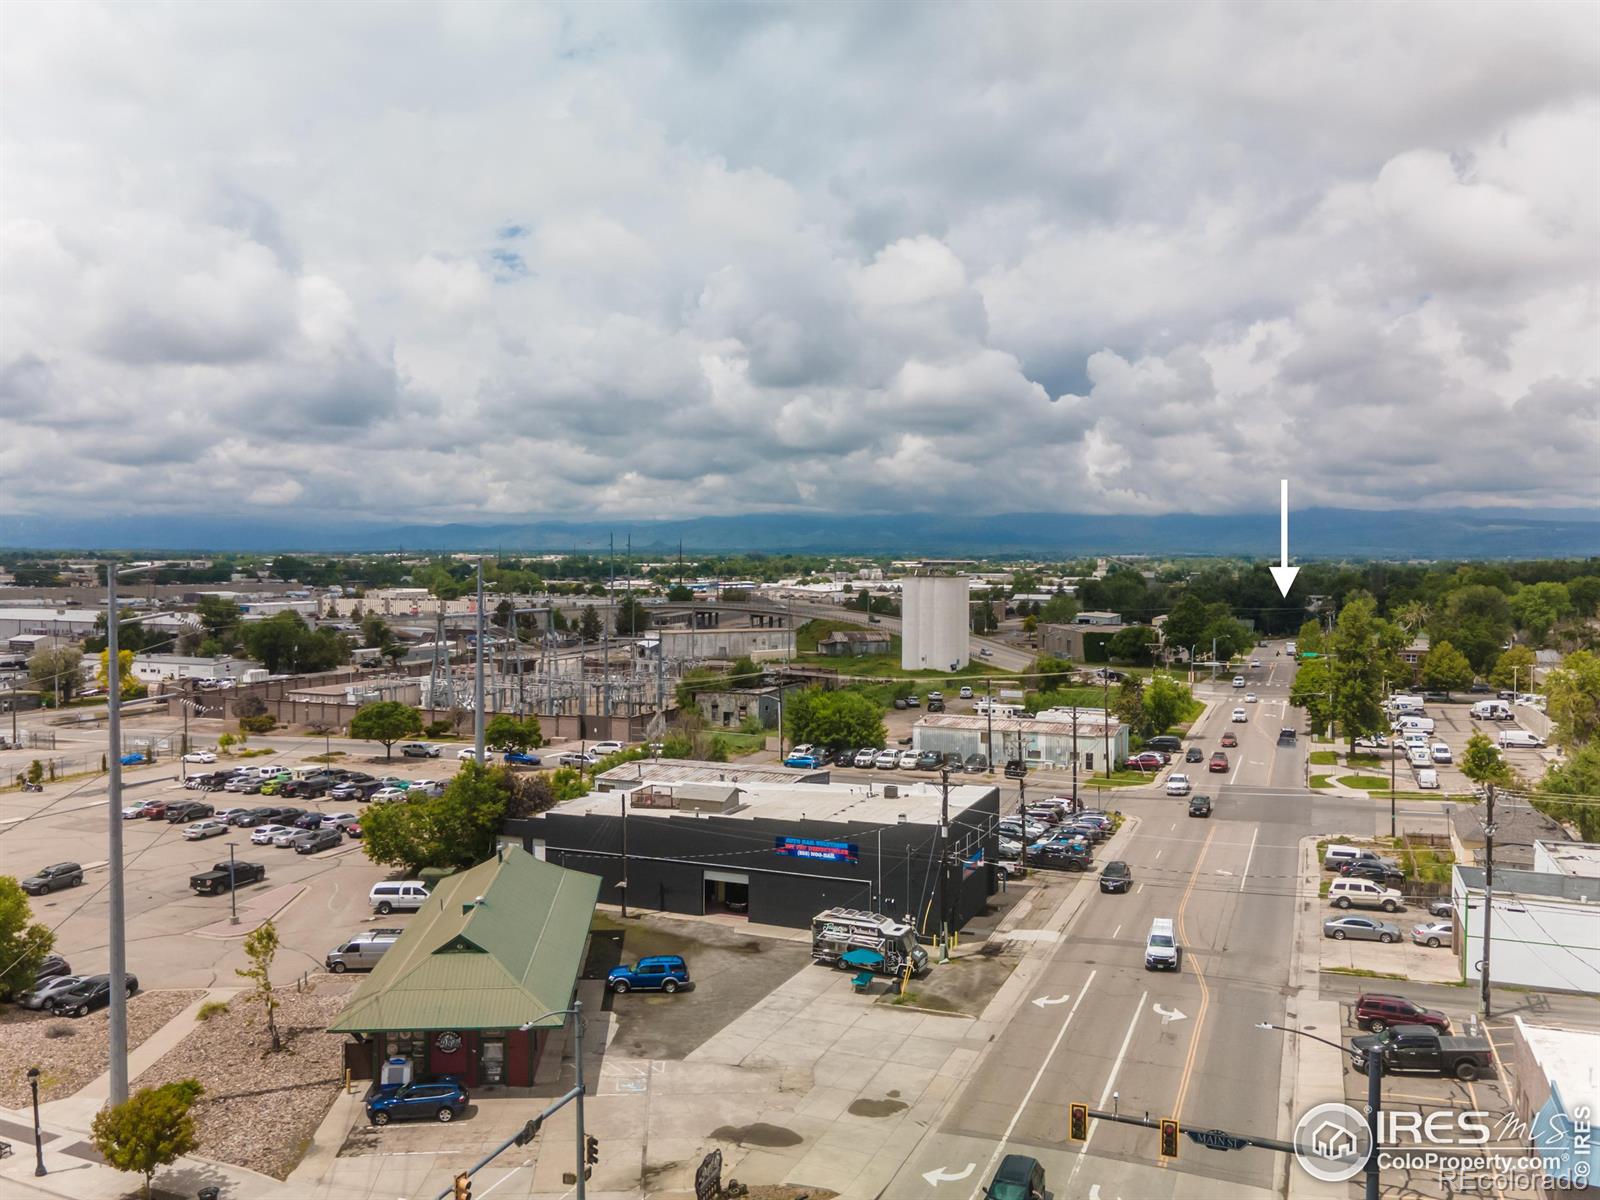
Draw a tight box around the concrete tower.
[901,570,969,671]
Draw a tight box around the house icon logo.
[1295,1102,1371,1183]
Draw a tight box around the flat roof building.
[912,712,1129,773]
[1451,865,1599,994]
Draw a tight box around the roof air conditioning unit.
[883,784,899,799]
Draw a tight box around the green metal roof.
[329,846,599,1034]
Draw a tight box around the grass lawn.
[1338,775,1392,791]
[1308,751,1338,766]
[1310,773,1334,789]
[1347,754,1382,769]
[1324,966,1408,981]
[717,731,768,756]
[1400,845,1456,884]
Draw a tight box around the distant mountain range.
[2,508,1598,559]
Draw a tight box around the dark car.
[916,750,943,770]
[1145,736,1182,754]
[1188,793,1213,817]
[35,954,72,982]
[832,747,857,767]
[1340,859,1405,885]
[1185,746,1204,763]
[270,807,307,824]
[1354,992,1452,1033]
[295,812,328,829]
[48,972,140,1017]
[295,827,344,854]
[985,1153,1045,1200]
[1468,682,1491,694]
[1220,731,1238,746]
[1058,820,1105,843]
[21,862,83,895]
[1209,752,1229,773]
[927,698,945,712]
[964,754,988,773]
[1099,861,1132,893]
[367,1079,471,1125]
[165,802,215,823]
[607,955,691,993]
[332,779,382,801]
[230,808,277,827]
[1032,842,1092,871]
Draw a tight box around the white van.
[1324,845,1384,871]
[1408,745,1433,767]
[1144,918,1180,971]
[1395,716,1436,734]
[1497,730,1545,750]
[1471,701,1512,721]
[1415,769,1440,790]
[974,699,1022,717]
[1328,878,1403,913]
[369,881,430,915]
[1388,695,1425,714]
[1430,742,1452,764]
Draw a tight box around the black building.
[503,778,1001,935]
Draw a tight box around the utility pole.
[474,559,485,764]
[1103,671,1112,778]
[985,676,994,770]
[1481,782,1496,1018]
[619,790,629,920]
[937,767,951,963]
[105,564,130,1106]
[1071,703,1080,813]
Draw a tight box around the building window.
[386,1033,426,1066]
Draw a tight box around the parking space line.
[1240,827,1257,893]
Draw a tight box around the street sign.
[695,1149,723,1200]
[1186,1128,1248,1152]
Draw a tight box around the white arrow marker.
[921,1163,975,1186]
[1153,1002,1188,1024]
[1214,869,1234,877]
[1032,993,1071,1008]
[1270,478,1300,597]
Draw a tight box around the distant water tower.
[901,564,971,672]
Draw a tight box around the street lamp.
[1258,1021,1381,1200]
[519,1002,589,1200]
[27,1065,45,1175]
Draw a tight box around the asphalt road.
[882,643,1391,1200]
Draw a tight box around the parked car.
[916,750,944,770]
[898,750,921,769]
[35,954,72,982]
[1220,731,1238,747]
[371,787,409,804]
[400,743,441,758]
[607,955,691,993]
[1185,746,1204,763]
[21,862,83,895]
[1328,878,1404,912]
[959,686,974,699]
[1099,861,1133,893]
[294,812,328,829]
[1031,842,1092,871]
[296,828,344,854]
[998,817,1049,841]
[166,802,215,823]
[1125,751,1165,772]
[119,752,148,766]
[557,750,600,768]
[1323,915,1402,943]
[964,753,988,773]
[1209,752,1229,772]
[182,750,217,763]
[1427,898,1454,918]
[19,974,86,1010]
[926,698,945,712]
[252,823,291,845]
[874,749,900,770]
[367,1079,471,1125]
[121,800,159,819]
[212,807,248,824]
[48,972,140,1017]
[182,819,230,840]
[1351,1026,1494,1081]
[1339,858,1405,885]
[591,740,625,756]
[324,812,360,830]
[346,823,363,839]
[1411,921,1454,948]
[1354,992,1452,1033]
[140,801,171,820]
[504,751,542,766]
[784,752,823,769]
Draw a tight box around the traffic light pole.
[1077,1106,1307,1158]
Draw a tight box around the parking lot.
[1366,698,1553,795]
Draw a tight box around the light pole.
[28,1065,45,1175]
[1258,1021,1381,1200]
[474,559,487,765]
[520,1003,589,1200]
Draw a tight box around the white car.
[959,686,974,699]
[456,747,484,760]
[1245,692,1258,703]
[790,744,815,758]
[1165,773,1192,796]
[272,827,306,847]
[979,648,992,658]
[591,740,625,756]
[1250,659,1262,669]
[1232,676,1245,688]
[324,812,360,829]
[121,801,158,819]
[875,749,900,769]
[1430,743,1452,764]
[371,787,409,804]
[1231,708,1248,722]
[251,823,291,844]
[182,819,229,840]
[898,750,920,769]
[182,751,217,764]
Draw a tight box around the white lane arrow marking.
[1270,478,1300,597]
[1032,993,1071,1008]
[1214,869,1234,876]
[922,1162,975,1186]
[1153,1002,1188,1024]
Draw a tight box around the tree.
[1141,674,1192,737]
[362,766,513,874]
[27,646,83,705]
[349,701,423,759]
[547,765,590,801]
[239,611,351,674]
[1490,644,1536,691]
[1022,614,1039,633]
[1033,655,1075,691]
[1107,625,1158,664]
[726,656,762,689]
[91,1079,204,1200]
[1295,620,1325,656]
[1160,595,1211,654]
[1112,676,1146,733]
[0,877,56,1000]
[614,597,651,636]
[1567,576,1600,618]
[1289,655,1333,735]
[784,688,887,750]
[1461,732,1512,790]
[578,606,603,642]
[1508,581,1572,645]
[97,649,146,699]
[1430,584,1514,673]
[236,920,282,1052]
[1419,640,1474,695]
[1327,596,1402,747]
[1391,600,1431,635]
[484,713,543,753]
[971,601,998,634]
[1544,650,1600,750]
[667,584,694,602]
[196,595,242,642]
[1539,744,1600,841]
[1039,593,1079,625]
[491,598,515,630]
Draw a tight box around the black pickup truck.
[190,860,267,895]
[1351,1024,1495,1081]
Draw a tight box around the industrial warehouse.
[503,777,1003,934]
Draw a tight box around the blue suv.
[607,955,690,994]
[504,751,541,765]
[367,1079,470,1125]
[783,753,822,769]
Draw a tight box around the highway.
[882,644,1383,1199]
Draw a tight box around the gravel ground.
[136,983,353,1180]
[0,989,204,1108]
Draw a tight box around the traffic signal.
[452,1173,471,1200]
[1068,1103,1089,1141]
[514,1117,543,1147]
[585,1134,600,1165]
[1160,1118,1180,1159]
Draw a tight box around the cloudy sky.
[2,1,1596,526]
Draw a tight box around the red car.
[1209,752,1229,773]
[142,801,170,819]
[1220,732,1238,747]
[346,823,363,839]
[1125,752,1166,772]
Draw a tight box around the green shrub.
[196,1000,230,1022]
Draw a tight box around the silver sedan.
[182,819,229,840]
[1411,920,1454,948]
[20,974,85,1010]
[1323,916,1402,943]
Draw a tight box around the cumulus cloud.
[0,0,1595,524]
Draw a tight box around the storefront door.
[480,1037,506,1086]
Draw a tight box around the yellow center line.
[1170,823,1219,1132]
